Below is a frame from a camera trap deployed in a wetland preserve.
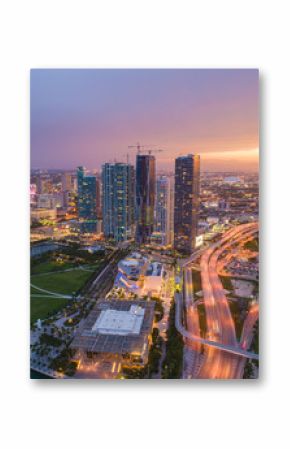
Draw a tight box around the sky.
[31,69,259,172]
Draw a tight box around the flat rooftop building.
[92,305,145,336]
[71,300,155,365]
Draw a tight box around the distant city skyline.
[31,69,259,172]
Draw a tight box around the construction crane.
[128,142,164,157]
[128,142,149,154]
[147,148,163,155]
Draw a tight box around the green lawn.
[30,269,93,296]
[31,261,101,275]
[244,238,259,252]
[31,298,69,324]
[31,261,76,275]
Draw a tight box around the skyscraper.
[62,171,76,208]
[95,174,102,219]
[174,154,200,254]
[135,154,156,244]
[62,172,75,192]
[169,174,175,245]
[102,163,135,242]
[77,166,97,233]
[155,175,171,246]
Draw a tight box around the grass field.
[31,269,93,296]
[31,261,76,275]
[30,249,106,324]
[31,261,101,275]
[31,298,69,324]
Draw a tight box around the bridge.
[175,291,259,360]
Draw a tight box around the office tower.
[77,166,97,233]
[135,154,156,244]
[169,174,175,245]
[155,175,171,245]
[62,172,77,208]
[95,175,102,219]
[62,172,73,192]
[102,163,135,242]
[174,154,200,254]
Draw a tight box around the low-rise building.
[31,208,57,223]
[143,262,164,296]
[71,300,155,366]
[115,252,164,297]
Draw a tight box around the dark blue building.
[135,154,156,244]
[102,163,135,242]
[174,155,200,254]
[77,166,97,233]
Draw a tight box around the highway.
[176,222,259,378]
[198,222,259,378]
[234,302,259,378]
[175,292,259,359]
[183,267,202,378]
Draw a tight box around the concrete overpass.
[175,291,259,360]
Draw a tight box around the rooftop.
[146,262,162,276]
[71,300,155,355]
[92,305,145,336]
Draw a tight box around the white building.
[154,175,172,246]
[143,262,164,297]
[118,252,147,280]
[92,305,145,336]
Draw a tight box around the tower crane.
[128,142,164,157]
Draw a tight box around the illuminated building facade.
[71,300,155,366]
[174,154,200,254]
[135,154,156,244]
[62,172,77,208]
[77,166,97,233]
[102,163,135,242]
[95,175,102,219]
[155,175,171,245]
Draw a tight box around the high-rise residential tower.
[174,154,200,254]
[95,174,102,219]
[77,166,97,233]
[155,175,171,246]
[62,171,77,208]
[135,154,156,244]
[102,163,135,242]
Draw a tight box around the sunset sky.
[31,69,259,172]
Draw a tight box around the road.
[182,267,202,378]
[198,222,259,379]
[234,302,259,378]
[176,222,259,378]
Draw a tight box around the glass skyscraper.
[174,154,200,254]
[77,166,97,233]
[95,174,102,219]
[135,154,156,244]
[155,175,171,246]
[102,163,135,242]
